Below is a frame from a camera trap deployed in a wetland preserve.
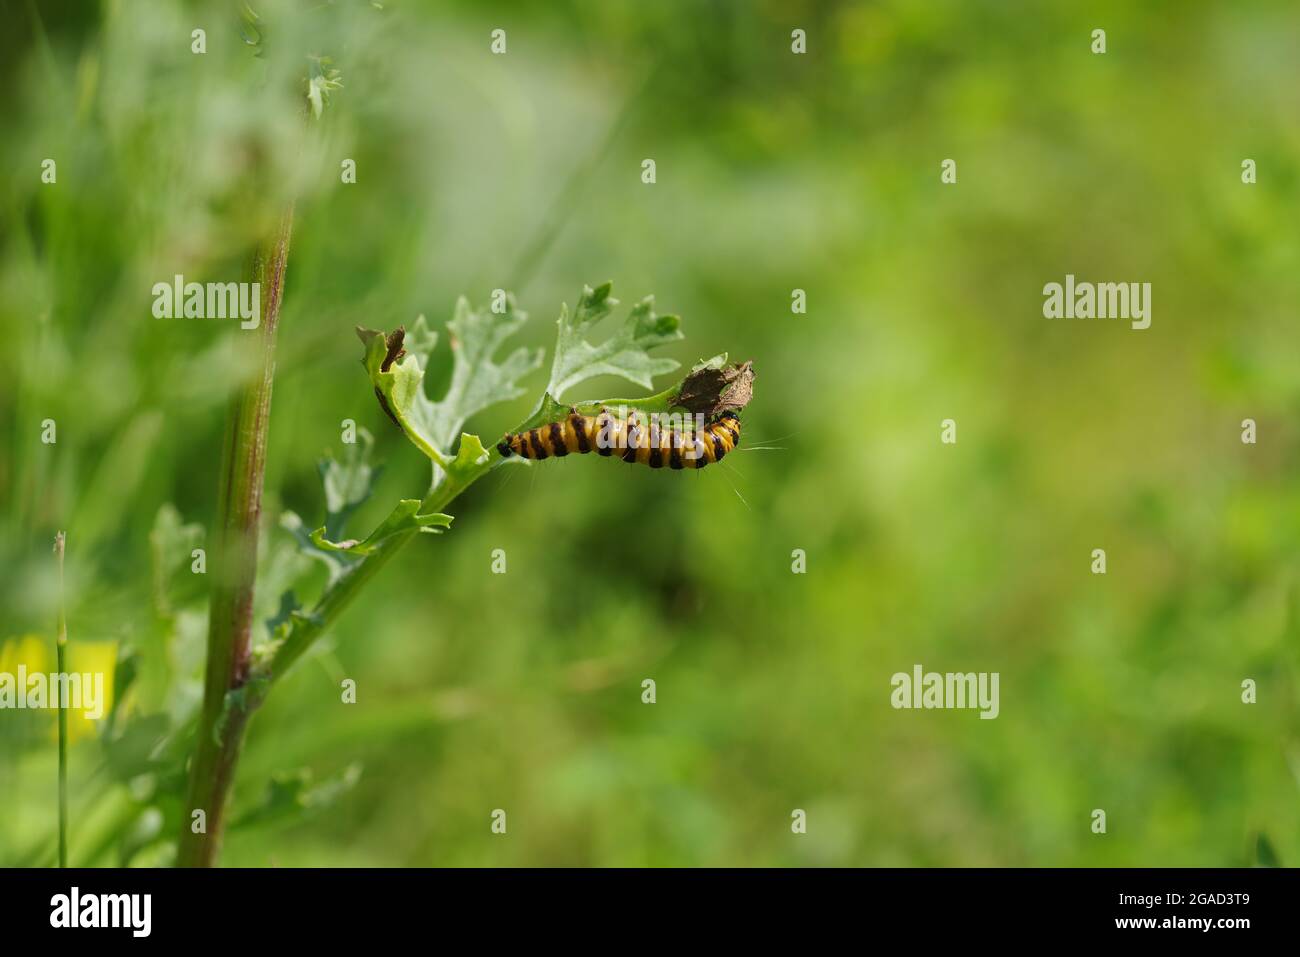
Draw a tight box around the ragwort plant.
[5,5,753,869]
[178,276,752,865]
[169,34,754,861]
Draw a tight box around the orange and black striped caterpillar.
[498,409,742,470]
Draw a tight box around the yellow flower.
[66,640,118,742]
[0,634,117,744]
[0,634,49,676]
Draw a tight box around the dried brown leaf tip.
[380,326,407,371]
[674,359,755,417]
[352,325,409,427]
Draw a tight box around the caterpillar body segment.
[498,409,741,470]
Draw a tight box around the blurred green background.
[2,0,1298,866]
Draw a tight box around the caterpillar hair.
[498,409,742,470]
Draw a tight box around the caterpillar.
[498,409,742,470]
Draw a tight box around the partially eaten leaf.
[309,499,452,555]
[282,511,355,586]
[359,284,753,493]
[501,283,692,442]
[318,427,380,541]
[546,281,683,400]
[357,293,543,485]
[281,428,385,584]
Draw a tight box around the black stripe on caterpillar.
[498,409,741,470]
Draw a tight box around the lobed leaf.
[545,281,683,400]
[318,427,380,540]
[358,293,543,484]
[281,430,384,585]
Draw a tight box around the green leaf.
[306,56,343,120]
[214,673,271,745]
[230,764,363,830]
[148,504,205,615]
[280,426,385,584]
[435,298,544,451]
[318,427,380,540]
[545,281,683,400]
[257,591,317,665]
[102,714,173,781]
[265,591,303,641]
[282,510,358,586]
[103,646,141,736]
[238,3,264,51]
[309,499,452,555]
[358,293,543,474]
[1256,833,1281,867]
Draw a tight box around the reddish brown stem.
[176,208,293,867]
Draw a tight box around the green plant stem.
[261,382,687,688]
[176,208,293,868]
[263,471,465,685]
[54,531,67,868]
[185,316,700,866]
